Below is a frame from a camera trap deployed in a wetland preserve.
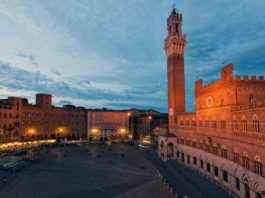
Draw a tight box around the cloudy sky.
[0,0,265,112]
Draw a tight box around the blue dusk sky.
[0,0,265,112]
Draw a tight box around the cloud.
[0,61,167,111]
[0,0,264,113]
[16,51,38,67]
[50,67,61,76]
[56,100,73,106]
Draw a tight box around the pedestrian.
[3,176,7,183]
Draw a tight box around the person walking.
[3,176,7,183]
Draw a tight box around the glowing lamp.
[120,128,126,133]
[59,128,64,132]
[28,128,35,134]
[127,112,131,116]
[148,116,152,120]
[91,129,98,133]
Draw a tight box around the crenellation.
[195,79,203,90]
[251,76,256,80]
[235,75,241,80]
[259,76,264,81]
[243,75,249,81]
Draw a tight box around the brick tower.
[165,8,187,129]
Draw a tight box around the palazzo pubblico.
[158,8,265,198]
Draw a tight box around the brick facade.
[159,9,265,198]
[0,93,86,143]
[87,109,129,141]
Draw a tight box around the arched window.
[233,148,239,164]
[254,155,262,176]
[221,145,227,158]
[186,138,190,146]
[185,119,190,126]
[243,152,249,169]
[199,140,204,149]
[220,115,226,129]
[233,116,238,131]
[241,115,247,132]
[192,139,197,148]
[180,137,184,144]
[212,117,217,128]
[199,118,203,127]
[213,143,218,155]
[180,119,184,126]
[206,141,211,152]
[252,115,259,133]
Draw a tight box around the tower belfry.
[165,7,187,128]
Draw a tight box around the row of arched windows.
[177,138,263,177]
[179,114,261,132]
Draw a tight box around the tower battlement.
[195,64,265,93]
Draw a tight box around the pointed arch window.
[254,155,262,176]
[233,148,239,164]
[221,145,227,158]
[241,116,247,132]
[243,152,249,169]
[253,115,259,133]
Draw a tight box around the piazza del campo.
[0,1,264,198]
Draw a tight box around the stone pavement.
[0,144,173,198]
[142,147,233,198]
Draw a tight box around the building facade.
[128,108,168,141]
[158,8,265,198]
[87,109,129,141]
[0,93,86,143]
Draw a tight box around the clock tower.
[165,8,187,129]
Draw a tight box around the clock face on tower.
[206,96,213,107]
[169,108,173,116]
